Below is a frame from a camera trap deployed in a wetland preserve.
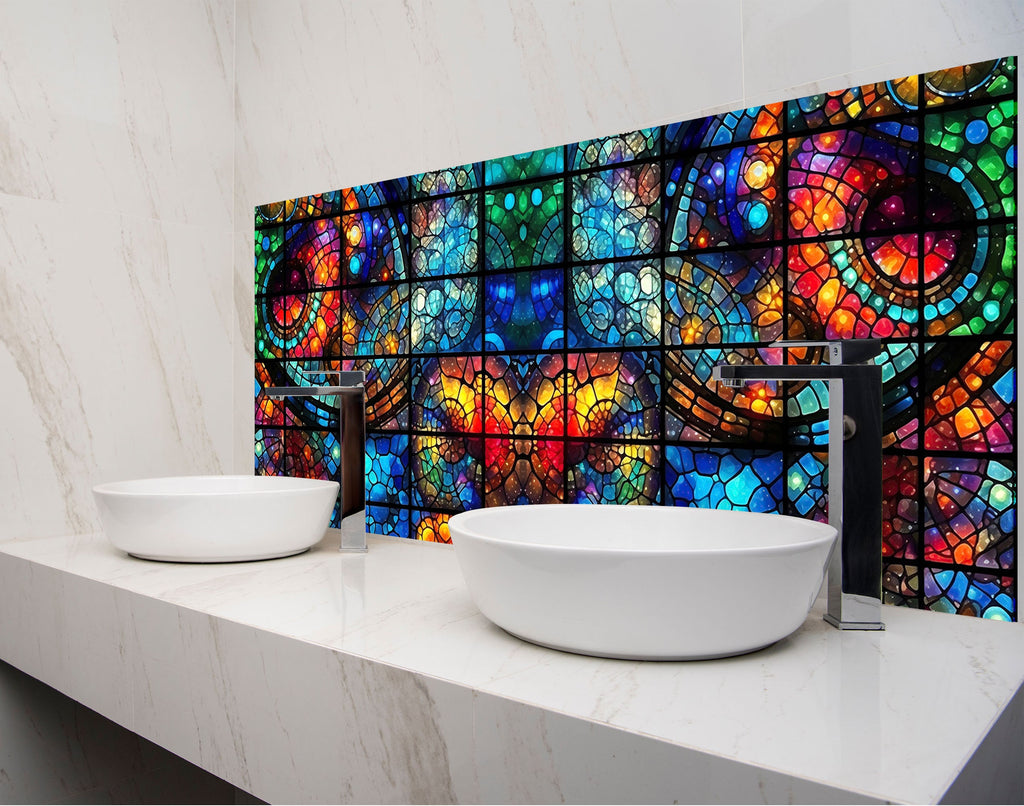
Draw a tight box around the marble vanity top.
[0,530,1021,804]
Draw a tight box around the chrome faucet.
[712,340,884,630]
[265,369,367,553]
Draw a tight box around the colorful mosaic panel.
[924,568,1014,619]
[341,208,408,283]
[572,128,660,170]
[923,457,1015,569]
[412,356,482,434]
[567,352,660,441]
[343,357,409,430]
[570,260,661,348]
[925,101,1016,224]
[367,503,410,538]
[484,148,564,184]
[664,249,783,345]
[411,277,481,353]
[665,105,782,150]
[924,226,1015,337]
[484,180,563,269]
[257,57,1018,620]
[787,78,918,131]
[484,270,564,351]
[366,433,409,505]
[666,446,783,512]
[411,164,481,197]
[412,510,452,543]
[571,163,661,260]
[341,283,409,356]
[410,193,479,277]
[788,121,920,239]
[484,437,564,506]
[566,442,661,505]
[667,140,783,249]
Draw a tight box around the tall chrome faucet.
[265,370,367,553]
[712,339,885,630]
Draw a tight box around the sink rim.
[449,504,837,556]
[93,474,339,497]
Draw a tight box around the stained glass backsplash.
[255,57,1017,619]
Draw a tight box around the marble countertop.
[0,530,1022,804]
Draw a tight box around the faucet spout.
[264,370,367,553]
[713,339,885,631]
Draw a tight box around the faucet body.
[713,341,884,630]
[265,370,367,553]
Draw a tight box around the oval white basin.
[448,504,837,661]
[93,475,339,562]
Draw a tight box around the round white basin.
[448,504,837,661]
[93,475,339,562]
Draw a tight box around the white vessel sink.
[93,475,338,562]
[448,504,837,660]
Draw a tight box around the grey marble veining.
[0,532,1021,804]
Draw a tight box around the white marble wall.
[231,0,1024,472]
[0,1,237,802]
[1,0,236,542]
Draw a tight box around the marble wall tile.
[0,0,234,228]
[0,194,234,539]
[741,0,1024,103]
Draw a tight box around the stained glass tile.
[666,140,782,249]
[484,147,564,184]
[285,219,341,288]
[254,362,285,427]
[256,290,342,361]
[410,193,479,277]
[367,504,410,538]
[788,120,920,239]
[567,352,660,441]
[665,248,783,345]
[787,77,918,131]
[924,226,1015,337]
[255,428,284,475]
[666,446,783,512]
[484,437,563,506]
[787,237,920,341]
[566,442,660,505]
[570,259,661,348]
[343,357,409,430]
[412,356,482,434]
[284,429,340,480]
[665,105,782,150]
[925,100,1017,224]
[411,164,482,197]
[411,434,482,511]
[786,451,828,522]
[923,340,1014,453]
[924,456,1014,570]
[339,179,410,211]
[572,128,660,170]
[256,201,285,227]
[924,567,1014,619]
[484,270,564,351]
[412,510,452,543]
[340,208,408,284]
[366,433,409,505]
[571,162,661,260]
[484,179,563,269]
[924,57,1016,107]
[883,563,920,608]
[883,455,920,559]
[412,277,481,354]
[255,226,284,297]
[483,354,565,438]
[341,283,409,356]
